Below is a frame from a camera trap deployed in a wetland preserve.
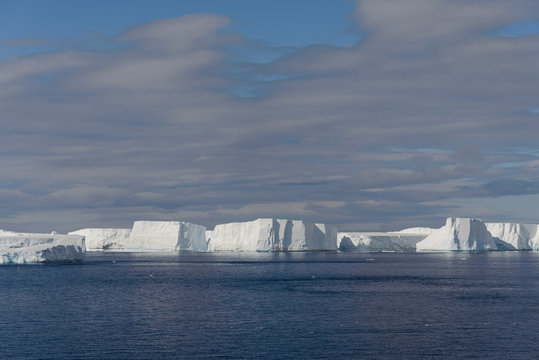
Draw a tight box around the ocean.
[1,251,538,359]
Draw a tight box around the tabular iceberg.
[69,228,131,251]
[207,218,337,251]
[416,218,497,251]
[124,221,207,251]
[337,232,427,251]
[485,223,539,250]
[0,232,85,264]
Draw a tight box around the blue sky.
[0,0,360,58]
[1,0,539,232]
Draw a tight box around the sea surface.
[1,251,539,359]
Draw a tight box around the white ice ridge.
[485,223,539,251]
[207,218,337,251]
[0,232,85,264]
[337,232,428,251]
[397,227,434,235]
[124,221,207,251]
[68,228,131,251]
[416,218,497,251]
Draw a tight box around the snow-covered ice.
[416,218,497,251]
[337,232,427,251]
[397,227,434,235]
[13,215,539,257]
[124,221,207,251]
[207,218,337,251]
[69,228,131,251]
[485,222,539,251]
[0,232,85,264]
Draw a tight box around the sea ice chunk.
[207,218,337,251]
[416,218,497,251]
[0,233,85,264]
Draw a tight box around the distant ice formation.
[124,221,207,251]
[69,221,208,252]
[207,219,337,251]
[416,218,497,251]
[397,227,434,235]
[9,215,539,262]
[0,232,85,264]
[65,217,539,253]
[69,228,131,251]
[485,223,539,251]
[337,232,427,251]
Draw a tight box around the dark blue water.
[1,252,539,359]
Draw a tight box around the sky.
[1,0,539,233]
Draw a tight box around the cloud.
[46,186,131,208]
[120,14,232,52]
[461,179,539,197]
[356,0,539,44]
[1,4,539,232]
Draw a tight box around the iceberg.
[0,232,85,264]
[397,227,434,235]
[124,221,207,251]
[416,218,497,251]
[485,223,539,250]
[337,232,427,251]
[69,228,131,251]
[207,218,337,251]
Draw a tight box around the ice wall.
[125,221,207,251]
[485,223,539,250]
[207,219,337,251]
[69,228,131,251]
[416,218,497,251]
[0,233,85,264]
[337,232,427,251]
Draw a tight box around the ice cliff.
[20,216,539,256]
[69,228,131,251]
[207,219,337,251]
[0,232,85,264]
[337,232,427,251]
[124,221,207,251]
[485,223,539,250]
[339,220,539,252]
[416,218,497,251]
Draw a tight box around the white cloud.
[1,4,539,232]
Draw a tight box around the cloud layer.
[2,1,539,232]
